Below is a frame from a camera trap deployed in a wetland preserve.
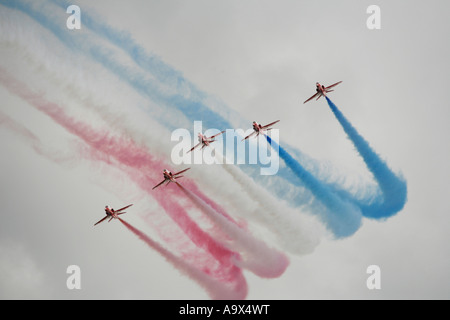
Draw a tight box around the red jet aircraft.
[152,168,191,190]
[94,204,133,226]
[242,120,280,141]
[303,81,342,104]
[187,131,225,153]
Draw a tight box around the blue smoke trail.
[265,134,362,237]
[325,97,407,219]
[51,0,204,98]
[0,0,219,131]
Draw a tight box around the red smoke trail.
[0,68,247,299]
[0,111,246,299]
[0,111,40,144]
[176,182,289,278]
[118,217,247,299]
[0,69,237,242]
[0,68,230,257]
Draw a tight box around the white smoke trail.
[214,149,323,255]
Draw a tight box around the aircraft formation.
[95,81,342,225]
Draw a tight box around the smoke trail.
[176,182,289,278]
[0,1,320,207]
[0,2,311,224]
[1,0,406,237]
[0,19,242,233]
[0,65,232,242]
[0,107,247,300]
[118,217,247,299]
[213,150,322,255]
[51,0,235,128]
[0,20,316,254]
[0,1,368,221]
[1,30,313,257]
[0,68,248,298]
[0,111,40,144]
[325,97,408,218]
[0,67,231,255]
[0,0,215,130]
[265,134,362,238]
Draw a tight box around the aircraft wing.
[261,120,280,129]
[187,142,201,153]
[173,167,191,176]
[94,215,109,226]
[115,204,133,212]
[152,179,167,190]
[325,81,342,89]
[303,92,319,104]
[210,130,226,139]
[242,131,257,141]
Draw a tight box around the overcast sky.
[0,0,449,299]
